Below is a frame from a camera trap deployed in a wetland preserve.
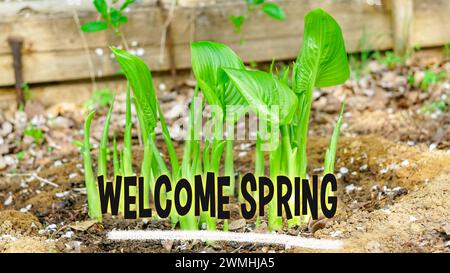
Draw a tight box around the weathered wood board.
[0,0,448,87]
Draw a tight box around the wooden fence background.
[0,0,449,88]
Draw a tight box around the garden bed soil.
[0,52,449,253]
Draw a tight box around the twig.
[72,9,97,93]
[3,172,59,188]
[158,0,176,65]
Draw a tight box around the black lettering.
[277,176,292,219]
[218,176,230,219]
[155,175,172,218]
[138,176,152,218]
[240,173,257,219]
[195,172,215,217]
[175,178,192,216]
[258,176,274,217]
[321,173,337,218]
[124,176,136,219]
[97,175,121,215]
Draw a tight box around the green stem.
[98,100,114,181]
[254,136,264,226]
[268,137,282,231]
[83,111,102,221]
[224,139,235,196]
[141,133,153,209]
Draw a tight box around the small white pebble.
[20,204,32,212]
[55,191,70,198]
[95,48,103,56]
[359,164,368,171]
[69,173,78,179]
[339,167,349,174]
[136,48,145,56]
[3,194,13,206]
[330,231,342,238]
[401,160,409,167]
[238,151,247,158]
[429,143,437,152]
[345,184,356,194]
[47,224,57,231]
[159,83,167,91]
[407,141,415,146]
[381,208,391,215]
[409,216,417,222]
[54,160,62,167]
[61,231,74,239]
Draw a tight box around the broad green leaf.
[120,0,136,11]
[261,3,286,21]
[293,9,349,178]
[295,8,349,92]
[81,21,108,32]
[223,68,297,125]
[93,0,108,19]
[191,41,247,112]
[111,47,158,136]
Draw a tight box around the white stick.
[107,230,343,250]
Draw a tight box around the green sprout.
[84,89,115,111]
[81,0,135,36]
[82,111,103,221]
[24,125,44,145]
[419,92,449,114]
[16,151,26,161]
[419,70,446,92]
[373,50,405,69]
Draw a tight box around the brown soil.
[0,210,41,235]
[0,51,449,253]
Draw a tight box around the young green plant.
[191,41,248,230]
[82,111,103,221]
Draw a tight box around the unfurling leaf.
[295,8,350,92]
[191,41,247,111]
[111,47,158,139]
[223,68,297,126]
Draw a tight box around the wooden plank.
[0,0,391,53]
[0,0,393,86]
[391,0,413,55]
[0,36,304,85]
